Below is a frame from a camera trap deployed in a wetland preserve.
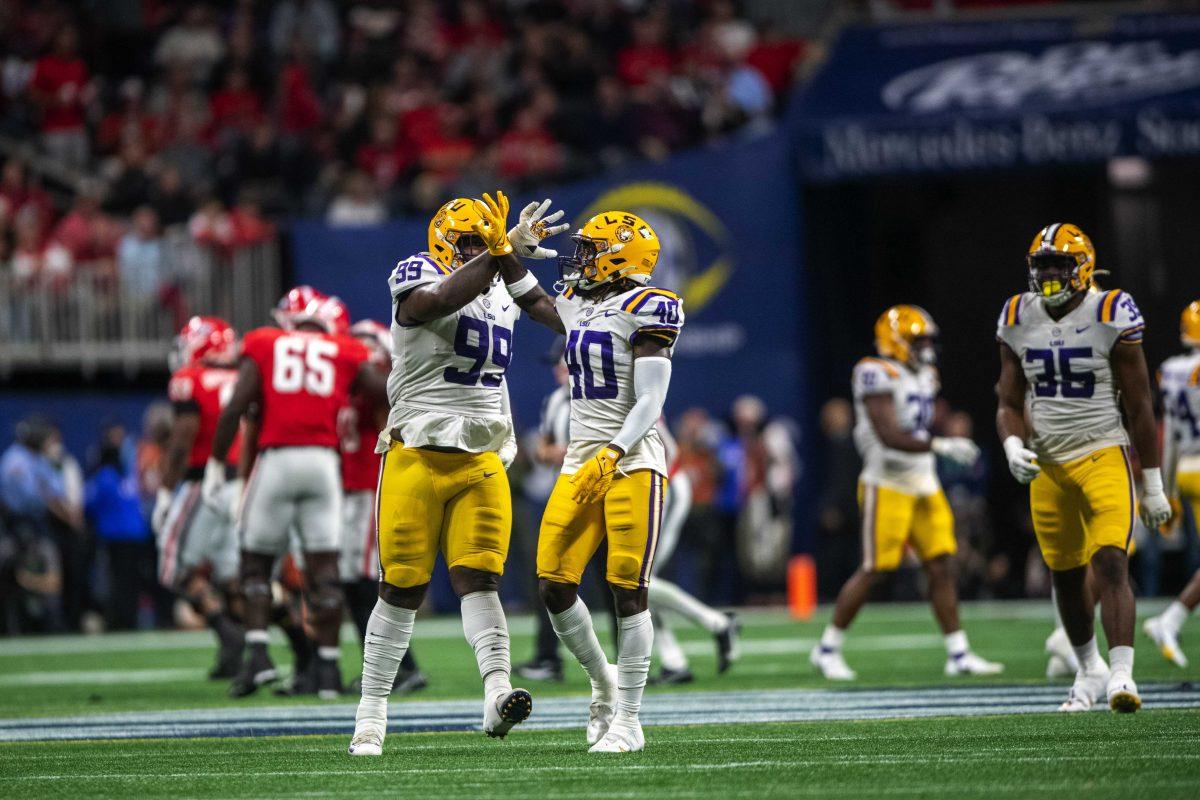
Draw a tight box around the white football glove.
[498,435,518,470]
[931,436,980,467]
[1003,436,1041,484]
[508,199,569,259]
[151,488,173,536]
[1139,468,1173,529]
[201,459,228,512]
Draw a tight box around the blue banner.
[790,13,1200,180]
[290,131,808,435]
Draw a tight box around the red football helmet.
[274,286,350,335]
[350,319,390,356]
[171,316,238,369]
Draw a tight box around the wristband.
[1142,467,1163,494]
[505,270,539,299]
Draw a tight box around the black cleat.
[394,667,429,694]
[229,650,278,698]
[652,667,695,686]
[208,640,245,680]
[273,664,318,696]
[316,658,343,700]
[716,612,741,674]
[515,658,564,682]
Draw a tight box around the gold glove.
[472,191,513,256]
[569,445,623,504]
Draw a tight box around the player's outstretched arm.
[161,413,199,493]
[496,252,565,334]
[396,251,500,325]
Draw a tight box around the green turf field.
[2,601,1198,798]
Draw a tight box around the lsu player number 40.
[482,210,684,754]
[995,223,1172,714]
[1143,300,1200,669]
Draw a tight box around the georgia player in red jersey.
[339,320,427,695]
[209,286,386,699]
[154,316,246,680]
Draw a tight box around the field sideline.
[1,600,1198,798]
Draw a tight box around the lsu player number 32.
[812,306,1002,683]
[995,223,1171,714]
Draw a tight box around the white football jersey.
[1160,350,1200,468]
[380,252,521,453]
[556,284,684,475]
[996,288,1144,464]
[852,356,940,495]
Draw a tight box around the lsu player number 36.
[995,223,1171,714]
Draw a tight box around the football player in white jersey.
[1143,300,1200,667]
[483,210,682,753]
[995,223,1172,713]
[812,306,1002,681]
[348,193,569,756]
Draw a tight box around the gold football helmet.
[1183,300,1200,349]
[558,211,659,290]
[1027,223,1096,307]
[875,305,939,367]
[428,198,488,270]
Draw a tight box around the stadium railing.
[0,235,280,377]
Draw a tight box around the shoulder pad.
[1096,289,1145,344]
[997,293,1026,328]
[853,357,901,395]
[625,288,684,347]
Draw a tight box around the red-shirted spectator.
[278,59,323,135]
[96,79,165,157]
[446,0,506,49]
[617,18,673,88]
[355,115,413,190]
[746,30,805,95]
[209,68,265,139]
[228,191,276,249]
[189,199,235,249]
[28,25,92,167]
[496,108,563,180]
[51,188,118,262]
[416,105,476,180]
[0,160,55,237]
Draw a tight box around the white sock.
[1109,645,1134,675]
[615,611,653,725]
[1162,600,1191,632]
[461,591,512,699]
[355,599,415,729]
[944,629,968,657]
[549,597,612,690]
[651,610,688,672]
[1072,636,1105,672]
[820,623,845,651]
[246,629,270,645]
[317,646,340,662]
[647,578,729,633]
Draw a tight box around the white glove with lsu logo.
[1139,468,1173,529]
[1003,436,1041,484]
[931,436,980,467]
[508,199,570,259]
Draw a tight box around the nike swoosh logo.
[1091,454,1104,462]
[502,305,511,312]
[1076,326,1091,334]
[603,310,619,317]
[483,471,497,478]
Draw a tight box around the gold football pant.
[375,445,511,588]
[858,482,956,572]
[537,470,666,590]
[1029,445,1135,571]
[1179,470,1200,536]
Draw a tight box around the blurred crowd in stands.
[0,0,805,293]
[0,394,799,635]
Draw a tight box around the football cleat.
[393,667,429,694]
[482,688,533,739]
[651,667,694,686]
[1143,615,1189,668]
[1107,672,1142,714]
[810,644,857,681]
[229,649,278,698]
[1044,627,1080,677]
[347,724,384,757]
[716,612,741,674]
[208,640,244,681]
[515,658,565,682]
[1058,664,1110,712]
[944,651,1004,677]
[316,658,343,701]
[586,663,619,746]
[589,720,644,754]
